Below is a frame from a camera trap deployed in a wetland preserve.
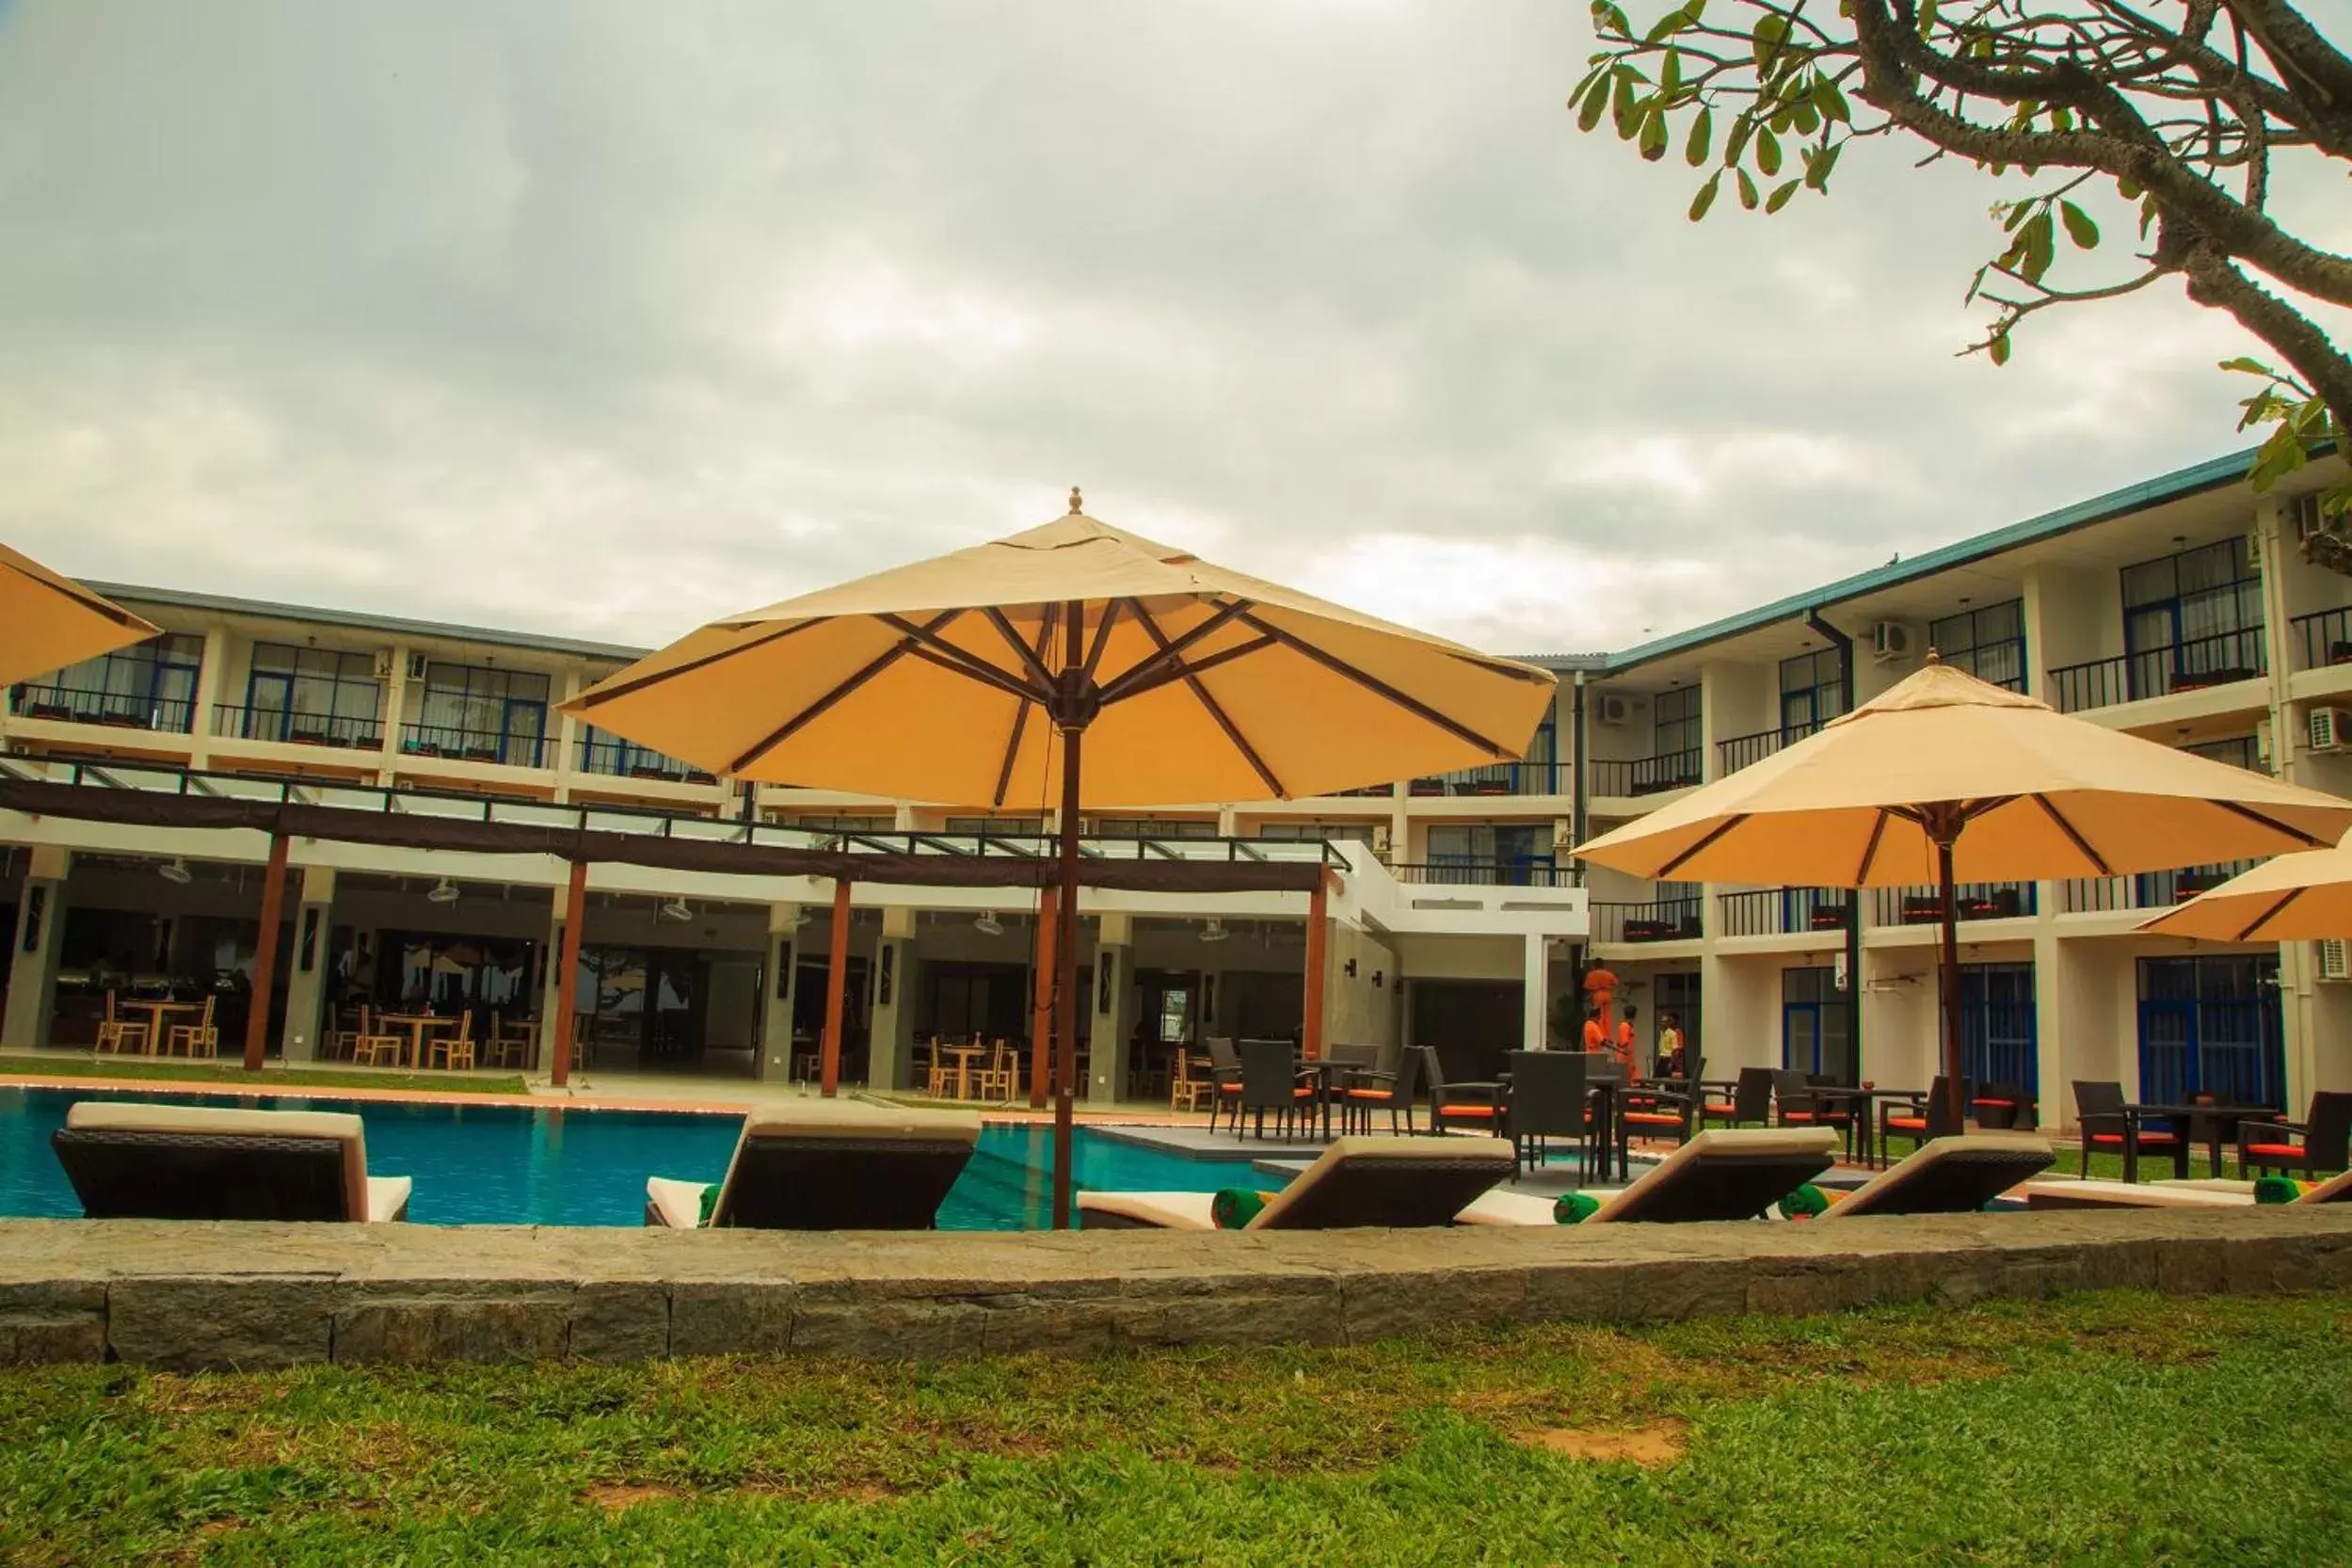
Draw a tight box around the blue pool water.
[0,1088,1274,1229]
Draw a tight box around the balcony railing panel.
[1717,887,1850,937]
[8,686,196,736]
[1590,898,1702,943]
[399,722,546,770]
[1588,747,1703,797]
[1391,859,1576,888]
[212,703,382,752]
[2057,859,2260,914]
[2292,607,2352,671]
[1869,881,2037,926]
[1716,723,1816,776]
[2049,627,2268,712]
[1409,760,1562,796]
[576,736,715,785]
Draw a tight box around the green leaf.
[1803,139,1842,190]
[1917,0,1941,35]
[1612,72,1641,138]
[1752,13,1790,68]
[1814,74,1851,122]
[1765,178,1800,214]
[1660,49,1683,94]
[1640,106,1671,161]
[1989,332,2011,366]
[1790,99,1818,136]
[1686,105,1714,167]
[2020,211,2055,282]
[1756,128,1783,177]
[2059,200,2098,249]
[1736,168,1760,209]
[1725,114,1755,166]
[2116,174,2141,200]
[1689,171,1722,221]
[2218,357,2276,376]
[1576,77,1610,132]
[2139,193,2159,240]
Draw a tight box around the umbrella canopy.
[564,498,1556,808]
[2138,834,2352,943]
[567,494,1558,1227]
[0,542,159,691]
[1577,657,2352,1123]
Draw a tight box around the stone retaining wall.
[4,1208,2349,1371]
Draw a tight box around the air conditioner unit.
[372,649,394,680]
[1594,694,1632,726]
[1552,820,1576,851]
[1370,824,1392,856]
[2318,939,2350,982]
[2257,716,2275,769]
[1869,621,1916,662]
[406,652,430,681]
[2310,707,2348,754]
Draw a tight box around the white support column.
[380,641,413,784]
[538,889,570,1071]
[867,905,918,1091]
[186,621,231,766]
[1091,911,1134,1102]
[1522,932,1549,1051]
[279,865,337,1061]
[760,903,802,1082]
[4,847,69,1049]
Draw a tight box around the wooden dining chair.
[431,1012,477,1071]
[920,1037,952,1097]
[1169,1048,1212,1113]
[94,994,150,1056]
[168,997,219,1059]
[323,1004,370,1062]
[352,1016,407,1067]
[972,1038,1016,1103]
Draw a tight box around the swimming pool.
[0,1088,1275,1229]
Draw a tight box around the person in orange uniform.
[1581,1007,1606,1053]
[1613,1005,1640,1077]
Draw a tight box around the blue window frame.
[410,662,551,768]
[1780,965,1852,1081]
[2136,954,2282,1108]
[10,632,202,733]
[1958,962,2038,1092]
[2120,537,2264,700]
[242,642,382,747]
[1779,648,1844,739]
[1928,600,2026,692]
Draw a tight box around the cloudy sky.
[0,1,2334,656]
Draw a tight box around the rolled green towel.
[1778,1183,1831,1221]
[2254,1175,2312,1205]
[1212,1188,1267,1229]
[1553,1192,1601,1224]
[696,1184,721,1227]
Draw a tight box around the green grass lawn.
[0,1054,530,1097]
[2,1290,2347,1563]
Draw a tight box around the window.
[796,814,894,834]
[1091,817,1218,838]
[11,632,203,733]
[1959,962,2038,1092]
[1652,686,1701,760]
[577,725,704,781]
[942,816,1044,835]
[1928,600,2025,692]
[2120,537,2264,698]
[411,663,551,767]
[242,642,381,746]
[1256,822,1376,844]
[2185,734,2264,773]
[1779,648,1844,737]
[2137,954,2282,1108]
[1426,824,1554,884]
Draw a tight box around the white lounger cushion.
[1075,1191,1219,1230]
[363,1176,413,1223]
[648,1102,984,1227]
[1588,1127,1838,1224]
[1074,1134,1512,1231]
[1817,1133,2053,1221]
[1455,1189,1569,1226]
[65,1100,381,1222]
[2024,1165,2352,1209]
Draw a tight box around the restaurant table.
[1299,1059,1360,1141]
[375,1013,456,1070]
[123,1000,201,1056]
[940,1045,984,1100]
[1812,1086,1929,1169]
[2119,1101,2274,1183]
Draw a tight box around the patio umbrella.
[2137,832,2352,942]
[1576,656,2352,1128]
[565,492,1558,1225]
[0,542,159,689]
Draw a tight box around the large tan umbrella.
[0,542,159,689]
[567,493,1557,1224]
[1576,656,2352,1126]
[2138,835,2352,942]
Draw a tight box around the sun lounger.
[1818,1133,2054,1219]
[52,1101,411,1222]
[1076,1135,1514,1230]
[645,1104,982,1228]
[2018,1166,2352,1210]
[1457,1127,1839,1225]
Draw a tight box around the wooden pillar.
[821,879,852,1097]
[550,858,588,1088]
[1302,871,1331,1062]
[242,832,291,1072]
[1028,890,1056,1109]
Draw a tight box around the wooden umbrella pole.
[1935,831,1967,1133]
[1028,885,1055,1110]
[1050,595,1091,1231]
[243,831,291,1072]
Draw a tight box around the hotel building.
[2,444,2346,1125]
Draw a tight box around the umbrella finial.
[1925,647,1942,665]
[1068,486,1084,515]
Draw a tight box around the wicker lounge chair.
[1457,1127,1838,1225]
[53,1101,411,1222]
[645,1104,980,1228]
[1816,1133,2052,1218]
[2017,1166,2352,1209]
[1075,1135,1513,1230]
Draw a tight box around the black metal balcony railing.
[2057,859,2260,914]
[2292,607,2352,672]
[2048,627,2268,713]
[212,703,382,752]
[576,735,715,785]
[1328,783,1397,798]
[1409,760,1563,797]
[1588,747,1703,797]
[398,722,546,770]
[1391,860,1576,888]
[1590,898,1703,943]
[1717,722,1817,776]
[8,685,195,735]
[1717,887,1851,937]
[1870,881,2037,926]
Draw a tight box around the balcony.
[2057,859,2259,915]
[1589,747,1703,798]
[8,685,194,736]
[577,735,715,785]
[1591,897,1702,943]
[1718,887,1851,938]
[211,704,382,753]
[1869,881,2037,926]
[2291,607,2352,671]
[2048,628,2267,713]
[398,722,546,770]
[1717,722,1817,776]
[1408,760,1562,797]
[1391,859,1576,888]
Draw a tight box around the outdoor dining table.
[1298,1059,1358,1141]
[1813,1086,1928,1169]
[121,999,201,1056]
[939,1044,984,1100]
[2118,1100,2274,1183]
[374,1013,455,1069]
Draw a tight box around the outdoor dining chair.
[1202,1036,1245,1133]
[1772,1069,1853,1155]
[1340,1045,1422,1135]
[1970,1081,2039,1130]
[1880,1076,1963,1165]
[1701,1066,1775,1130]
[429,1010,477,1072]
[167,996,219,1059]
[93,993,148,1056]
[1502,1048,1589,1177]
[1421,1046,1507,1135]
[1617,1056,1705,1160]
[2236,1091,2352,1179]
[1236,1038,1316,1140]
[2072,1080,2173,1176]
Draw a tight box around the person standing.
[1656,1012,1686,1078]
[1581,1007,1606,1053]
[1613,1004,1640,1076]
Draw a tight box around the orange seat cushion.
[1703,1103,1737,1116]
[2246,1143,2305,1159]
[1884,1116,1928,1131]
[1442,1104,1499,1117]
[1973,1098,2018,1108]
[1344,1088,1394,1102]
[1621,1111,1684,1126]
[2088,1131,2177,1145]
